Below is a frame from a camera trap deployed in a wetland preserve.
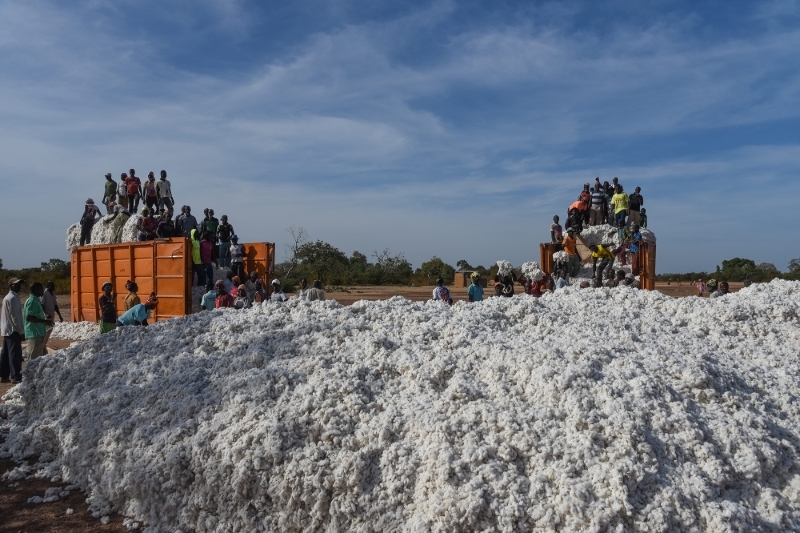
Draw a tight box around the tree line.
[657,257,800,283]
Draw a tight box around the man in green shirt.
[24,282,52,361]
[102,173,117,215]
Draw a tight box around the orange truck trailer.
[539,240,656,289]
[71,239,275,323]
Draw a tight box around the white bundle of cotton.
[496,260,513,277]
[552,250,569,263]
[65,223,82,252]
[89,215,116,244]
[120,215,142,243]
[51,321,99,341]
[521,261,544,281]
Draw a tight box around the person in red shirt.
[137,208,158,240]
[125,169,143,213]
[214,280,235,308]
[200,232,214,285]
[578,183,591,224]
[143,172,159,212]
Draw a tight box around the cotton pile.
[579,224,656,247]
[3,281,800,532]
[51,321,99,341]
[65,215,143,252]
[496,260,514,277]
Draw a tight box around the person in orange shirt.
[562,227,581,277]
[568,197,589,220]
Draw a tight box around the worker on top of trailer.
[562,227,581,278]
[628,223,643,277]
[157,170,174,217]
[550,215,563,243]
[156,211,174,239]
[102,173,117,215]
[80,199,101,246]
[98,282,117,334]
[103,203,131,244]
[181,206,198,239]
[117,295,158,327]
[590,244,615,286]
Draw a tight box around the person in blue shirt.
[201,281,216,311]
[467,273,483,302]
[117,298,158,327]
[628,223,643,276]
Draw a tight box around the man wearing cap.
[1,278,25,383]
[562,227,581,278]
[24,282,52,361]
[80,199,102,246]
[102,173,117,215]
[270,280,288,302]
[117,297,158,326]
[98,282,117,334]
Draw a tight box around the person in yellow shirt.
[590,244,615,285]
[611,184,630,228]
[562,227,581,277]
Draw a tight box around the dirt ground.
[0,282,743,531]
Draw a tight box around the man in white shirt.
[156,170,175,217]
[270,280,288,302]
[1,278,26,383]
[306,280,326,302]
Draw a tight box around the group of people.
[197,276,325,312]
[549,178,648,286]
[1,279,63,383]
[695,279,731,298]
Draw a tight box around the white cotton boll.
[528,269,545,282]
[121,215,142,243]
[66,508,74,515]
[89,215,117,244]
[552,251,569,263]
[496,260,513,277]
[101,516,110,525]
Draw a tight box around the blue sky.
[1,0,799,273]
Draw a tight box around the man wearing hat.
[270,279,287,302]
[102,173,117,215]
[1,278,25,383]
[562,227,581,278]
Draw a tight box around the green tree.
[789,258,800,273]
[40,258,71,277]
[0,257,3,270]
[296,240,349,283]
[373,249,413,285]
[415,256,455,285]
[456,259,473,271]
[719,258,758,282]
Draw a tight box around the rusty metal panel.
[242,242,275,286]
[639,243,657,291]
[540,243,561,276]
[154,239,190,321]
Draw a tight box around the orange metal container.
[539,241,656,289]
[71,239,275,323]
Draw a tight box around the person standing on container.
[228,235,246,280]
[24,282,51,361]
[156,170,174,217]
[1,278,25,383]
[102,173,117,215]
[40,281,62,355]
[79,199,101,246]
[200,232,215,284]
[181,206,198,239]
[611,184,629,229]
[125,169,142,214]
[590,183,605,226]
[628,187,644,228]
[98,282,117,334]
[117,173,129,210]
[143,172,159,213]
[216,215,234,268]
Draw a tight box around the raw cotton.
[51,321,99,341]
[3,281,800,532]
[496,260,514,277]
[65,215,143,252]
